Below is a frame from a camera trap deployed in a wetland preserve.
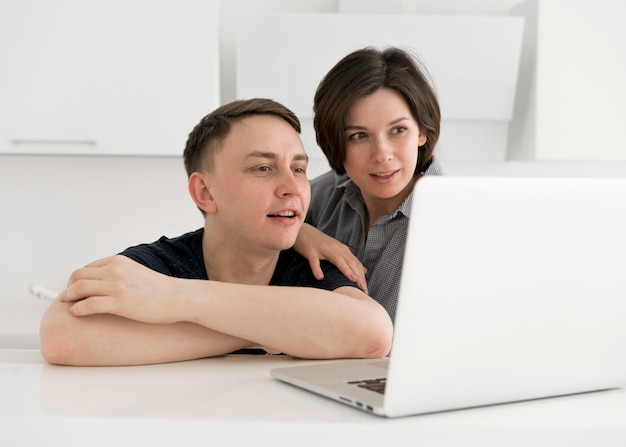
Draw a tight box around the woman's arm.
[293,223,368,293]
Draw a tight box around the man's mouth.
[268,210,297,218]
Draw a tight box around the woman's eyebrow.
[345,116,412,131]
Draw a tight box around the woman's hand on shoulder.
[294,223,368,293]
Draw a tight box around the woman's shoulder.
[310,170,349,192]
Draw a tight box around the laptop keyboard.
[347,378,387,394]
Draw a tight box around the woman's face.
[343,88,427,216]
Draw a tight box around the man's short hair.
[183,98,301,177]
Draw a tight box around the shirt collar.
[333,156,442,222]
[340,175,413,223]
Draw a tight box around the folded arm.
[40,255,392,366]
[40,300,252,366]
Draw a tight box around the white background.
[1,0,625,339]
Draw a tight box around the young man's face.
[207,114,310,253]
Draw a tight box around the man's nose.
[276,170,302,197]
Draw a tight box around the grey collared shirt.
[306,160,444,322]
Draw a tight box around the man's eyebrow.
[246,151,277,160]
[246,151,309,161]
[293,153,309,162]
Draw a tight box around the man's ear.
[188,172,217,214]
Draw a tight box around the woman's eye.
[392,126,407,135]
[349,132,366,141]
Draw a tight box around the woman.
[295,46,443,322]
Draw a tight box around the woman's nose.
[371,138,393,163]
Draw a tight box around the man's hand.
[60,255,182,324]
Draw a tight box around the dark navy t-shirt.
[119,228,359,292]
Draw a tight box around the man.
[39,98,393,366]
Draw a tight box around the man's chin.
[279,236,299,251]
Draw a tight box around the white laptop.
[271,176,626,417]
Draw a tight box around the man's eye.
[255,165,271,172]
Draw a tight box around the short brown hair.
[183,98,301,176]
[313,47,440,176]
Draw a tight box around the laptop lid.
[272,176,626,417]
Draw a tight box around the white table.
[1,347,625,446]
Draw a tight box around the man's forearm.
[175,280,392,359]
[40,298,251,366]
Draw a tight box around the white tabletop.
[1,347,625,446]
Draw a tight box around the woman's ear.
[418,132,427,147]
[188,172,217,214]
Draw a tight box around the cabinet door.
[0,0,219,155]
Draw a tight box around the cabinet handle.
[10,139,97,146]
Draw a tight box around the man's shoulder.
[119,228,206,279]
[126,228,203,256]
[273,249,360,292]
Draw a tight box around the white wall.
[2,0,625,342]
[0,155,203,337]
[508,0,626,161]
[235,13,524,163]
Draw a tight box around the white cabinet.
[0,0,219,156]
